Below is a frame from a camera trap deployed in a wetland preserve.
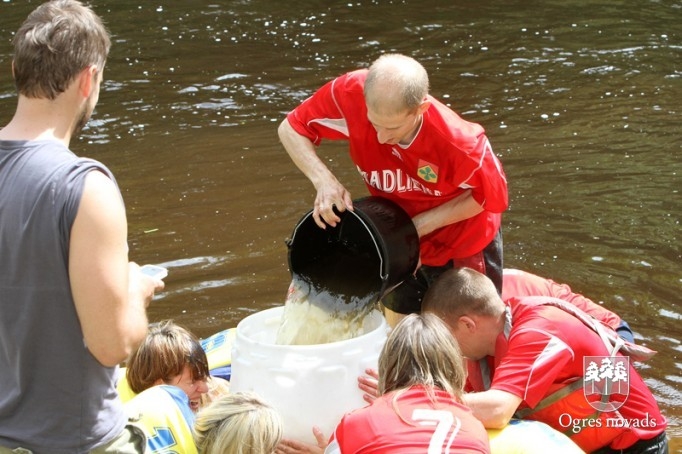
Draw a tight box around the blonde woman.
[279,313,489,454]
[328,312,490,453]
[194,392,283,454]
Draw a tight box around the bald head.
[364,54,429,115]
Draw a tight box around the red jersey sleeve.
[461,136,508,213]
[286,72,360,146]
[490,327,574,409]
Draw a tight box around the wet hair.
[126,320,210,394]
[12,0,111,100]
[378,313,466,400]
[364,53,429,114]
[422,267,504,321]
[193,392,283,454]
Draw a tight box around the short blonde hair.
[422,267,503,322]
[193,392,283,454]
[378,313,466,400]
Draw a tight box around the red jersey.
[468,297,666,452]
[326,386,490,454]
[501,268,622,331]
[287,69,508,265]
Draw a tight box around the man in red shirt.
[278,54,508,326]
[423,268,668,454]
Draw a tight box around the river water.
[1,0,679,447]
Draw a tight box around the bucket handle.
[287,208,388,282]
[344,210,388,282]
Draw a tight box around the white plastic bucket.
[229,306,389,444]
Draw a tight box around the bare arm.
[462,389,522,429]
[278,118,353,228]
[411,189,483,238]
[69,171,161,367]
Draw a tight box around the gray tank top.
[0,140,127,453]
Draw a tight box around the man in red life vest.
[423,267,668,454]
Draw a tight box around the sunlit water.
[0,0,679,447]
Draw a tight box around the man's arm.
[462,389,522,429]
[69,170,159,367]
[278,118,353,228]
[411,189,483,238]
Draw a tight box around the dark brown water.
[1,0,679,447]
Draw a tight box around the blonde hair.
[422,267,504,321]
[193,392,283,454]
[378,313,466,400]
[126,320,209,394]
[12,0,110,100]
[364,53,429,114]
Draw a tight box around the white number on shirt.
[412,409,462,454]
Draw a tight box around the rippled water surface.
[1,0,680,447]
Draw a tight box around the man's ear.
[417,99,431,115]
[78,65,98,98]
[458,315,477,333]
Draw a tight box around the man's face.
[447,315,495,361]
[366,107,421,146]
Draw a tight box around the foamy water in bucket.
[276,273,379,345]
[229,306,388,444]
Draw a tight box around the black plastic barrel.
[287,196,420,309]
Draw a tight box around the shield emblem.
[417,159,438,183]
[583,356,630,412]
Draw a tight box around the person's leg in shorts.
[0,425,146,454]
[452,229,503,295]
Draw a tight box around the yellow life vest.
[125,385,198,454]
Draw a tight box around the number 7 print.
[412,409,462,453]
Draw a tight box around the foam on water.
[276,276,379,345]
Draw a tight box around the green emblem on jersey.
[418,160,438,183]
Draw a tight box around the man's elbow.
[484,407,514,429]
[277,117,293,141]
[89,346,130,368]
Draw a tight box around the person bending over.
[422,268,667,454]
[278,53,508,327]
[277,313,490,454]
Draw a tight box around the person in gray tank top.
[0,2,165,453]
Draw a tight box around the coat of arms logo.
[583,356,630,412]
